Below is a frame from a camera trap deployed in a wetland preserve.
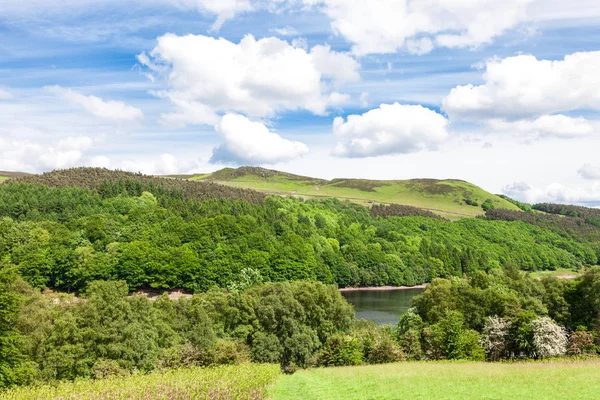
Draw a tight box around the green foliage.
[0,266,26,388]
[315,334,363,367]
[3,363,281,400]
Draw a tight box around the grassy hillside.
[270,360,600,400]
[0,171,30,182]
[176,167,520,220]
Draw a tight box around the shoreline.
[339,284,428,292]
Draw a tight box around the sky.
[2,0,600,205]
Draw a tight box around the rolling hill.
[172,167,520,220]
[0,171,31,182]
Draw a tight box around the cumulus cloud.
[359,92,369,108]
[210,113,309,164]
[487,115,595,138]
[579,164,600,180]
[47,86,144,122]
[331,103,449,158]
[443,52,600,120]
[503,181,600,206]
[302,0,533,55]
[140,33,359,126]
[0,136,94,172]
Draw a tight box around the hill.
[0,171,31,182]
[174,167,520,220]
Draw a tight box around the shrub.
[568,330,595,355]
[480,316,511,361]
[530,317,568,358]
[315,334,363,367]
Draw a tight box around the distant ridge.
[9,167,266,204]
[170,167,521,220]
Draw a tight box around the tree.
[480,316,511,361]
[0,266,25,388]
[530,317,568,358]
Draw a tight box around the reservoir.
[341,287,426,326]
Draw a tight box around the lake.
[341,288,425,326]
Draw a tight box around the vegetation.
[0,363,280,400]
[3,167,600,396]
[0,171,596,293]
[177,167,521,219]
[270,360,600,400]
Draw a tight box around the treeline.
[9,167,266,205]
[0,181,598,292]
[4,266,600,389]
[533,203,600,225]
[0,270,354,387]
[392,267,600,362]
[485,208,600,243]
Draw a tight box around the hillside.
[174,167,521,220]
[0,171,31,182]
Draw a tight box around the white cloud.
[270,26,300,36]
[503,180,600,206]
[443,51,600,120]
[310,44,361,86]
[210,113,309,164]
[359,92,369,108]
[0,136,94,172]
[140,33,359,125]
[302,0,533,55]
[331,103,449,158]
[579,164,600,180]
[487,115,595,138]
[169,0,252,31]
[0,89,13,100]
[47,86,144,122]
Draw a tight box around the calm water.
[341,288,425,326]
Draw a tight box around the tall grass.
[1,364,281,400]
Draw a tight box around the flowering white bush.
[479,316,511,360]
[530,317,568,358]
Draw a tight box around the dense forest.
[2,168,600,389]
[1,168,599,293]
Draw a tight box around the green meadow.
[270,360,600,400]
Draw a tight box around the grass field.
[0,176,8,182]
[528,268,581,279]
[0,364,281,400]
[176,167,520,220]
[270,360,600,400]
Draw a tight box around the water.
[341,288,425,326]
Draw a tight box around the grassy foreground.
[270,360,600,400]
[1,364,281,400]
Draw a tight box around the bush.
[530,317,568,358]
[315,334,363,367]
[91,360,129,380]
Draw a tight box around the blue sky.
[2,0,600,205]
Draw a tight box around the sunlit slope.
[0,171,31,182]
[176,167,520,219]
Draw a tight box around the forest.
[2,168,600,390]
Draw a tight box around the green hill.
[174,167,520,220]
[0,171,30,182]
